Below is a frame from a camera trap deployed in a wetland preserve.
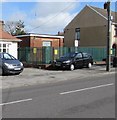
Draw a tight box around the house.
[64,5,117,49]
[0,21,21,58]
[16,33,64,48]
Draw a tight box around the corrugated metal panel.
[18,47,115,64]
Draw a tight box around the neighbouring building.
[64,5,117,49]
[16,33,64,48]
[0,21,21,58]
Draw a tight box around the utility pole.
[104,0,111,71]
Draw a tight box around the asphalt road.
[2,73,115,118]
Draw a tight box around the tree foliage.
[5,20,26,36]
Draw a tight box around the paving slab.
[0,65,116,89]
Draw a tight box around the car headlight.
[63,60,71,63]
[20,62,23,66]
[4,63,14,69]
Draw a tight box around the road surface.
[2,73,115,118]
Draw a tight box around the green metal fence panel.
[70,47,75,53]
[63,47,69,56]
[25,47,31,63]
[42,47,53,64]
[78,47,115,61]
[30,47,37,64]
[53,48,59,60]
[77,47,107,61]
[59,47,63,57]
[28,47,43,64]
[37,48,43,64]
[18,47,115,65]
[18,47,29,63]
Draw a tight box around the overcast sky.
[1,0,116,34]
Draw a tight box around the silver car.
[0,52,24,75]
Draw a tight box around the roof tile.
[90,6,117,22]
[0,29,21,42]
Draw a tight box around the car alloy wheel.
[87,63,92,68]
[70,64,75,71]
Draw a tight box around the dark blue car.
[0,53,24,75]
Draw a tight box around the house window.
[3,44,6,52]
[75,28,80,40]
[0,43,9,53]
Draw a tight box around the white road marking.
[0,98,32,106]
[60,83,114,95]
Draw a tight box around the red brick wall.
[18,36,64,48]
[59,38,64,47]
[19,37,30,47]
[30,37,64,48]
[30,37,42,47]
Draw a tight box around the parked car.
[53,52,93,70]
[0,52,24,75]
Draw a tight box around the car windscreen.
[61,53,76,58]
[3,53,16,60]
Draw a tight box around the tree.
[5,20,26,36]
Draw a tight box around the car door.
[74,53,83,68]
[83,53,91,66]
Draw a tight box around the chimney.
[0,21,5,30]
[58,31,64,36]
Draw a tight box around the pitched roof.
[89,5,117,23]
[0,29,21,42]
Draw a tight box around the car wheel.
[2,68,6,76]
[70,64,75,71]
[87,63,92,68]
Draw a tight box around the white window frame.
[0,42,11,53]
[42,41,51,47]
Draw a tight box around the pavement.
[0,65,116,89]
